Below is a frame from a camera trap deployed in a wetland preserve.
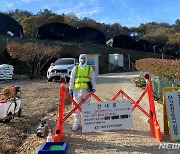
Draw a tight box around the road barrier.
[53,74,162,142]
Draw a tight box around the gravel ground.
[0,72,180,154]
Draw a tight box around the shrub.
[7,42,60,78]
[135,58,180,81]
[135,58,180,102]
[134,71,146,88]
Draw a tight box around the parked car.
[47,58,78,82]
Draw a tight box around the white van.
[47,58,78,82]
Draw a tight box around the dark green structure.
[36,22,106,45]
[0,13,23,37]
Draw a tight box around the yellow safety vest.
[74,65,93,89]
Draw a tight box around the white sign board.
[108,54,124,67]
[81,101,133,133]
[165,92,180,140]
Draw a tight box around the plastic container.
[38,142,68,154]
[0,98,21,121]
[47,129,52,142]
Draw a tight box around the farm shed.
[137,39,153,52]
[74,27,106,45]
[107,35,137,50]
[0,13,23,37]
[36,22,75,41]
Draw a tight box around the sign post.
[163,87,180,142]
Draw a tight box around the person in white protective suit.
[69,54,96,130]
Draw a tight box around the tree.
[141,34,168,45]
[64,13,80,27]
[7,42,60,78]
[165,33,180,57]
[7,9,33,20]
[173,19,180,32]
[18,9,65,37]
[20,16,41,37]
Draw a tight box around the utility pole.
[128,55,130,69]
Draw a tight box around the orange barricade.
[53,83,65,142]
[53,83,103,142]
[110,80,162,141]
[53,75,162,142]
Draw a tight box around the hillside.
[0,36,165,75]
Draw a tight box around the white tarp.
[0,64,14,80]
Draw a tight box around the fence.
[151,76,180,101]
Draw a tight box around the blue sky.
[0,0,180,27]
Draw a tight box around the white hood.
[49,64,74,71]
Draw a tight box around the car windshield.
[54,59,74,65]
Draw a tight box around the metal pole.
[128,55,130,69]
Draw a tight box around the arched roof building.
[137,39,153,52]
[0,13,23,37]
[107,35,137,50]
[36,22,75,41]
[36,23,106,45]
[74,27,106,45]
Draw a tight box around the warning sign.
[81,101,133,133]
[87,55,95,70]
[165,92,180,140]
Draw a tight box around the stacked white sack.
[0,64,14,80]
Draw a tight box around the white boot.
[72,123,80,130]
[72,111,81,130]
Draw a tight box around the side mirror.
[50,63,54,66]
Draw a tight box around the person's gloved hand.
[69,89,73,96]
[92,89,96,93]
